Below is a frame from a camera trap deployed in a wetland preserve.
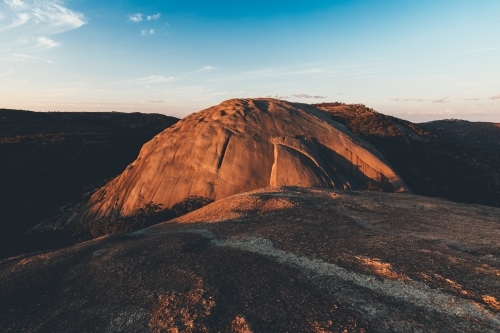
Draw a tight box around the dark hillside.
[0,109,178,259]
[421,119,500,154]
[313,103,500,208]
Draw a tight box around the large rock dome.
[75,98,409,222]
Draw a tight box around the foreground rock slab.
[1,187,500,332]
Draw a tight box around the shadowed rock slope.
[1,187,499,332]
[313,103,500,208]
[73,98,408,225]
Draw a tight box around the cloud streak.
[292,94,326,99]
[390,98,425,102]
[123,75,175,85]
[456,97,480,101]
[489,94,500,100]
[432,97,449,103]
[147,99,164,103]
[264,94,289,99]
[0,52,38,61]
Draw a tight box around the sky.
[0,0,499,122]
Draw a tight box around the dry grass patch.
[149,278,215,333]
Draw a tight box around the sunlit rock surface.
[73,98,408,223]
[1,187,499,332]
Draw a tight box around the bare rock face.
[2,187,499,332]
[75,98,408,223]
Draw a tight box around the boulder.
[74,98,408,223]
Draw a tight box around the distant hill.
[313,103,500,208]
[421,119,500,154]
[0,109,178,259]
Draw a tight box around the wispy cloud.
[390,98,425,102]
[455,97,480,101]
[292,94,326,99]
[147,98,164,103]
[0,0,86,54]
[208,91,227,96]
[141,29,154,36]
[264,94,289,99]
[128,13,142,22]
[489,94,500,100]
[432,97,449,104]
[199,65,214,71]
[0,12,28,30]
[36,36,59,49]
[147,13,160,21]
[123,75,175,85]
[31,2,86,33]
[5,0,24,9]
[0,52,37,61]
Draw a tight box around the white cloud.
[130,12,161,23]
[489,94,500,100]
[148,99,164,103]
[292,94,326,99]
[141,29,154,36]
[147,13,160,21]
[129,13,142,22]
[36,35,59,49]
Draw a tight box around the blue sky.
[0,0,499,122]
